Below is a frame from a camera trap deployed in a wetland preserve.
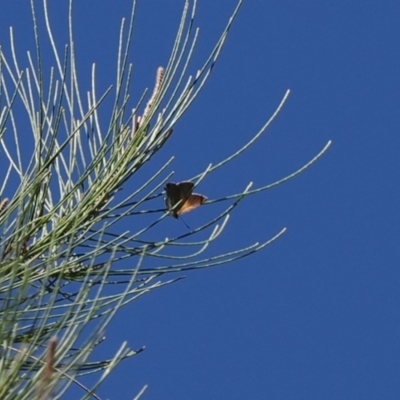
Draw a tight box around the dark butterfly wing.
[165,183,181,210]
[165,181,194,207]
[176,182,195,197]
[177,194,207,215]
[165,182,190,218]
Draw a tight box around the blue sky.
[1,1,399,399]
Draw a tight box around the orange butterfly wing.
[177,194,207,215]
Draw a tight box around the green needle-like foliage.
[0,0,331,398]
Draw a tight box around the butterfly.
[164,181,207,219]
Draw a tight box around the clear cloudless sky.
[1,1,399,399]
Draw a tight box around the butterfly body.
[164,182,207,218]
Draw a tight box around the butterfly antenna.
[179,216,192,231]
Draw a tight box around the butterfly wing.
[177,194,207,215]
[165,183,180,206]
[165,183,181,217]
[176,182,194,197]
